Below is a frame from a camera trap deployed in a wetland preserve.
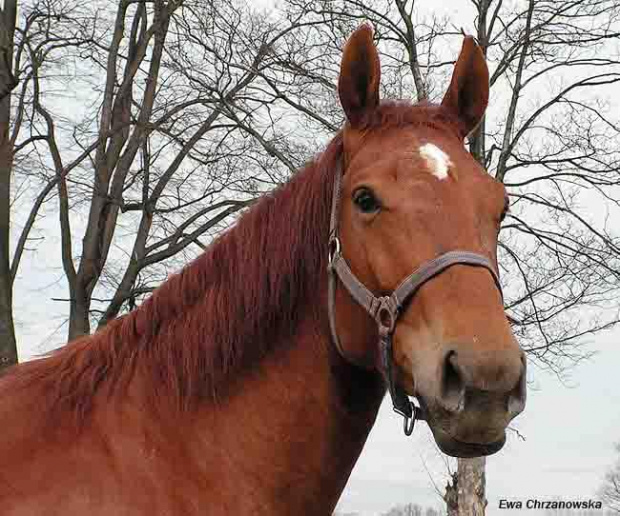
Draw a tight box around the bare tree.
[382,502,436,516]
[0,0,18,372]
[4,0,338,344]
[600,443,620,513]
[81,0,337,333]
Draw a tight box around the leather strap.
[326,161,503,432]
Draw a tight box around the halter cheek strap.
[326,162,503,436]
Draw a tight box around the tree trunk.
[67,289,91,341]
[445,5,492,512]
[457,458,487,515]
[0,0,18,372]
[445,458,487,515]
[65,0,172,342]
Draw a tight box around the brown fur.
[0,101,460,431]
[0,27,525,515]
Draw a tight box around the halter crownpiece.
[327,161,503,436]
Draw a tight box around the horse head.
[331,24,526,458]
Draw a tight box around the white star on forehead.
[419,143,453,180]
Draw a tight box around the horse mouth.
[416,399,507,457]
[436,434,505,458]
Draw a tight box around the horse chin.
[431,430,506,458]
[420,402,508,458]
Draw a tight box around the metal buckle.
[375,296,397,336]
[394,401,416,436]
[328,236,341,265]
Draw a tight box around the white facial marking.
[419,143,453,180]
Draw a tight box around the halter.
[327,161,503,436]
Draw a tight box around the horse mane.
[0,101,461,426]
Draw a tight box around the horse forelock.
[357,100,464,136]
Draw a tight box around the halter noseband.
[327,161,503,436]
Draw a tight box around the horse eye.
[353,187,381,214]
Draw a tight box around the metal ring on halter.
[328,236,341,264]
[375,296,397,336]
[400,402,416,436]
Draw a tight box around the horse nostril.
[508,354,527,417]
[440,350,466,413]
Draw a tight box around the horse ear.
[338,24,381,127]
[441,36,489,138]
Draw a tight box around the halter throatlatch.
[327,162,503,436]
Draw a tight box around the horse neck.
[161,310,385,514]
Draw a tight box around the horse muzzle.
[408,343,527,457]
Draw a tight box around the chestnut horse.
[0,26,526,515]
